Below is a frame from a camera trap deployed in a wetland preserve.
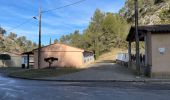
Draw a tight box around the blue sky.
[0,0,125,45]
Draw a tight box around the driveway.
[46,61,137,81]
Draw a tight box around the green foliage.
[49,37,52,44]
[121,0,155,23]
[56,0,170,59]
[0,54,11,60]
[0,54,11,67]
[0,28,38,53]
[7,32,17,40]
[154,0,165,4]
[121,0,170,24]
[159,7,170,24]
[54,39,58,43]
[57,9,129,59]
[69,30,82,48]
[101,13,129,48]
[60,35,71,44]
[0,27,6,36]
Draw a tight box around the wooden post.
[27,54,30,69]
[128,41,132,68]
[142,32,152,77]
[144,35,147,66]
[38,6,42,69]
[135,0,140,75]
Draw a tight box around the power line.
[7,18,34,32]
[42,0,86,13]
[6,0,86,32]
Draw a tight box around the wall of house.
[151,33,170,78]
[34,44,85,68]
[0,55,22,67]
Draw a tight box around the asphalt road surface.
[1,75,170,100]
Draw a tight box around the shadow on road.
[95,60,116,63]
[53,60,137,81]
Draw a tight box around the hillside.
[98,0,170,61]
[120,0,170,25]
[0,31,38,53]
[96,48,127,62]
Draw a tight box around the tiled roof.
[126,24,170,41]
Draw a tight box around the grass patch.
[9,68,82,79]
[0,67,26,75]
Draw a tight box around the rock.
[120,0,170,25]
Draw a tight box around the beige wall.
[0,56,22,67]
[151,33,170,78]
[34,44,85,68]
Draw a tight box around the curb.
[8,75,170,83]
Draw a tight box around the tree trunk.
[49,62,52,68]
[2,61,4,67]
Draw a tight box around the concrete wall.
[83,55,94,64]
[151,33,170,78]
[34,44,85,68]
[83,54,94,66]
[0,56,22,67]
[22,55,34,67]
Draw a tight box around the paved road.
[47,63,137,81]
[1,75,170,100]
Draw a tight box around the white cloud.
[0,0,125,45]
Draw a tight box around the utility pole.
[38,6,42,69]
[135,0,140,75]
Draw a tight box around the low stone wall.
[151,72,170,79]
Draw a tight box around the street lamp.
[134,0,140,75]
[33,16,37,20]
[33,7,42,69]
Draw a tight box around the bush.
[0,54,11,67]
